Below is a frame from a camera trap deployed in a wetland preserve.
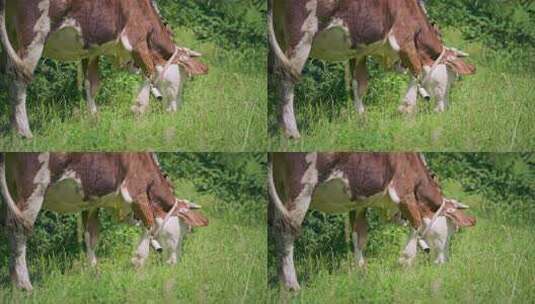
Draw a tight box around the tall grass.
[0,27,267,152]
[268,29,534,151]
[267,182,535,303]
[0,179,267,303]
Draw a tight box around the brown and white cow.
[0,0,208,138]
[0,152,208,291]
[268,152,475,290]
[268,0,476,138]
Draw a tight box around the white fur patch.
[120,182,134,203]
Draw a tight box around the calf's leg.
[399,77,419,114]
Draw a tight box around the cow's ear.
[446,58,476,75]
[445,208,476,228]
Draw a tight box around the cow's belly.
[310,21,357,61]
[310,178,398,216]
[43,179,127,214]
[43,24,130,62]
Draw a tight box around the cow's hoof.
[284,282,301,292]
[398,256,415,267]
[283,130,301,140]
[131,256,146,268]
[16,280,33,292]
[433,106,445,113]
[398,104,416,114]
[16,128,33,139]
[131,105,147,115]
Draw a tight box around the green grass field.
[269,29,534,152]
[0,179,267,303]
[267,182,535,304]
[0,27,267,152]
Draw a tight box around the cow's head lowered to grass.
[150,47,208,112]
[406,198,476,265]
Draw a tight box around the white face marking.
[422,216,456,263]
[156,216,187,264]
[155,63,183,110]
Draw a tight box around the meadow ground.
[268,182,535,304]
[0,27,267,151]
[0,179,267,303]
[269,29,534,152]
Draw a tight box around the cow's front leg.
[9,79,33,138]
[399,77,419,114]
[350,58,369,114]
[274,0,319,139]
[349,209,368,268]
[131,79,151,114]
[81,57,100,114]
[399,229,418,267]
[132,229,151,268]
[82,209,100,267]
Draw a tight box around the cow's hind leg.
[8,225,33,291]
[274,1,319,139]
[349,58,369,114]
[81,57,100,115]
[82,209,100,266]
[349,209,368,268]
[6,1,51,138]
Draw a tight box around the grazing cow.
[0,0,208,138]
[268,0,475,138]
[268,152,476,290]
[0,152,208,291]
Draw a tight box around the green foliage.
[158,0,266,50]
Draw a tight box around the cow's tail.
[0,154,32,231]
[268,155,292,225]
[0,0,31,81]
[267,0,300,81]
